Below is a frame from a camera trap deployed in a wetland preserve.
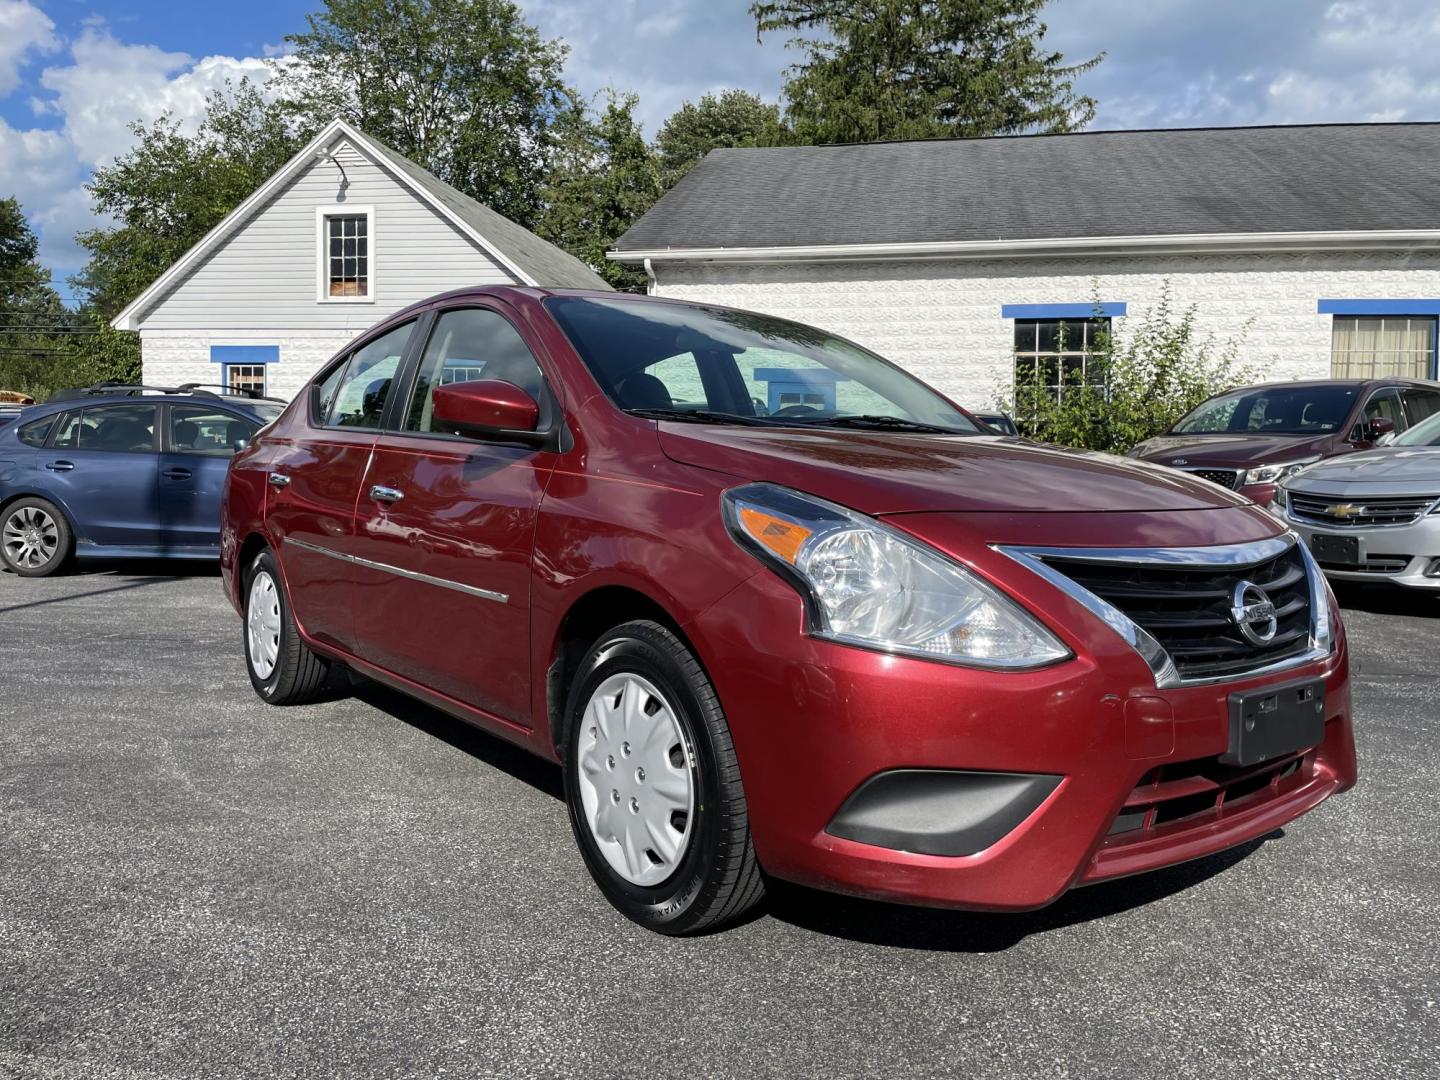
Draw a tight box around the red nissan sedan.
[221,288,1356,934]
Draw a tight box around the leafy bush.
[999,283,1258,453]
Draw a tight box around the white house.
[113,118,608,399]
[609,123,1440,409]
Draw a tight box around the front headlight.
[722,483,1070,668]
[1244,457,1320,485]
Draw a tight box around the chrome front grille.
[1182,467,1241,490]
[1288,492,1438,528]
[1001,536,1327,687]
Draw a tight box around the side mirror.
[1362,417,1396,441]
[431,379,543,443]
[231,438,250,452]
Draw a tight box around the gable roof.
[113,118,608,330]
[611,123,1440,262]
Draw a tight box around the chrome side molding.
[284,536,509,605]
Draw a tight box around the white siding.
[650,250,1440,409]
[137,138,518,333]
[138,137,526,398]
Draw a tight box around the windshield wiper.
[793,414,968,435]
[625,408,776,426]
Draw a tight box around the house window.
[1330,316,1435,380]
[224,364,267,397]
[1012,317,1110,401]
[317,207,374,301]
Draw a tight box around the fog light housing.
[1425,558,1440,578]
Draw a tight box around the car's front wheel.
[243,549,330,705]
[0,497,72,577]
[563,620,765,934]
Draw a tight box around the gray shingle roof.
[383,145,611,290]
[613,123,1440,252]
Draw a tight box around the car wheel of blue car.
[0,497,72,578]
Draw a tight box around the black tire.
[562,620,764,935]
[242,549,330,705]
[0,497,72,577]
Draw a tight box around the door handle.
[162,467,193,480]
[369,484,404,504]
[45,460,74,472]
[268,473,291,488]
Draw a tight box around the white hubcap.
[246,571,282,680]
[3,506,58,568]
[577,673,695,887]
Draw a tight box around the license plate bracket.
[1309,533,1361,566]
[1221,679,1326,767]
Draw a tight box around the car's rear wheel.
[563,620,765,934]
[243,549,330,705]
[0,498,72,577]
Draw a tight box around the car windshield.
[544,296,980,434]
[1170,386,1358,435]
[1394,411,1440,446]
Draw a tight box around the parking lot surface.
[1,565,1437,1079]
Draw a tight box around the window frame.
[1011,316,1112,407]
[315,205,376,305]
[223,363,268,397]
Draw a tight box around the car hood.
[1286,447,1440,495]
[658,426,1246,514]
[1129,432,1335,469]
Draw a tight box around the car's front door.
[349,304,559,727]
[43,402,161,551]
[266,321,416,652]
[156,404,262,554]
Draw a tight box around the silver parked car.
[1280,411,1440,589]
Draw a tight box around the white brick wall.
[141,331,352,401]
[650,249,1440,409]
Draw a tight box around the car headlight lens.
[1244,457,1320,485]
[723,483,1070,668]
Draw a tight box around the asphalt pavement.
[1,564,1436,1079]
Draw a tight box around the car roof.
[17,389,278,420]
[1215,377,1440,393]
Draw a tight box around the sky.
[5,0,1440,298]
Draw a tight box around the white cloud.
[0,0,56,96]
[38,24,274,168]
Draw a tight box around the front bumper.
[692,566,1355,911]
[1284,509,1440,590]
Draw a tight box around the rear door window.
[51,404,158,452]
[324,321,415,428]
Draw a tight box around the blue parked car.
[0,384,284,576]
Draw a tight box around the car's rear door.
[348,303,560,727]
[265,320,418,652]
[156,404,262,554]
[42,402,161,551]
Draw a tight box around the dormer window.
[316,206,374,303]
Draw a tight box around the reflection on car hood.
[1129,432,1335,468]
[658,425,1248,514]
[1287,447,1440,495]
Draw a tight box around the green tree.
[751,0,1102,143]
[277,0,574,228]
[536,91,665,292]
[74,81,308,322]
[1001,285,1258,453]
[1,199,138,400]
[655,89,783,182]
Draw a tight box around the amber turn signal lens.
[738,507,812,564]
